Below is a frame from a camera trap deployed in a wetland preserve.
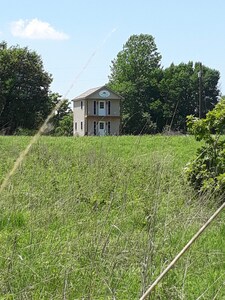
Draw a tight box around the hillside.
[0,135,224,299]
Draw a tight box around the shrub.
[14,127,37,136]
[54,113,73,136]
[185,98,225,195]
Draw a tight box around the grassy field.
[0,135,225,299]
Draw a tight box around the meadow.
[0,135,224,299]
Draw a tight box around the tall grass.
[0,135,224,299]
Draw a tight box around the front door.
[99,121,105,136]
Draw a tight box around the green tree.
[0,42,52,134]
[48,92,72,135]
[108,34,162,134]
[185,97,225,196]
[54,113,73,136]
[159,62,220,131]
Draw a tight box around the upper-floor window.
[81,101,83,109]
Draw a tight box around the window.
[94,101,96,115]
[81,101,83,109]
[100,102,104,109]
[99,122,104,130]
[108,101,111,115]
[108,121,111,135]
[94,121,96,135]
[75,122,77,131]
[81,121,83,130]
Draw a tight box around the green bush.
[14,127,37,136]
[54,113,73,136]
[185,98,225,195]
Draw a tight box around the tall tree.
[159,62,220,131]
[0,42,52,134]
[108,34,162,134]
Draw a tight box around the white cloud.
[11,18,69,40]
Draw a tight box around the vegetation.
[0,135,225,299]
[54,113,73,136]
[0,42,52,134]
[186,98,225,195]
[48,93,73,136]
[108,34,220,134]
[0,36,221,136]
[108,34,162,134]
[0,42,71,135]
[159,62,220,131]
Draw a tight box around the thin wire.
[0,28,117,194]
[139,199,225,300]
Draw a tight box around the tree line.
[0,35,221,135]
[108,34,220,134]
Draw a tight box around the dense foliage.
[0,42,72,135]
[160,62,220,131]
[0,42,53,134]
[48,93,73,136]
[108,34,220,134]
[185,98,225,195]
[108,34,162,134]
[54,113,73,136]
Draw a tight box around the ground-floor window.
[75,122,77,131]
[81,121,83,130]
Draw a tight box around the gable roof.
[72,85,123,101]
[73,86,101,100]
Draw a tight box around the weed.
[0,135,224,299]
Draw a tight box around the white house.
[72,85,122,136]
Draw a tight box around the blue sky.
[1,0,225,100]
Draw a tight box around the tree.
[108,34,162,134]
[185,98,225,196]
[159,62,220,132]
[0,42,52,134]
[54,113,73,136]
[48,92,72,135]
[108,34,221,134]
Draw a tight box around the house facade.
[72,86,122,136]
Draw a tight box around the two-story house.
[72,85,122,136]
